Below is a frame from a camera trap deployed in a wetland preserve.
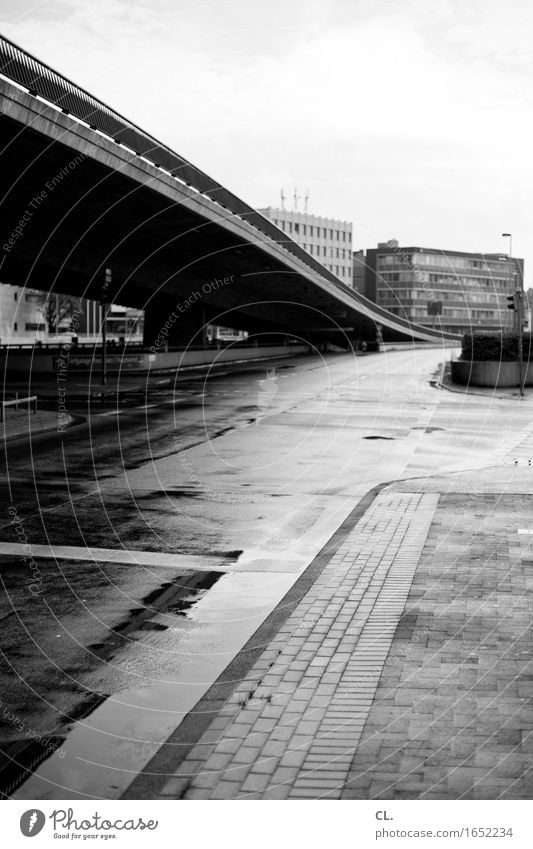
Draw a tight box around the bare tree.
[31,290,81,334]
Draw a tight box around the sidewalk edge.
[2,414,84,446]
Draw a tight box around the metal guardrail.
[1,393,38,422]
[0,32,459,343]
[0,340,302,353]
[0,341,144,351]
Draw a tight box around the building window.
[302,224,307,236]
[14,322,18,331]
[25,322,45,331]
[13,292,18,301]
[294,223,299,234]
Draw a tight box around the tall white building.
[257,207,353,286]
[0,284,45,342]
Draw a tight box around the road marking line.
[0,543,297,574]
[97,397,202,417]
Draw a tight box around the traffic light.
[101,267,112,305]
[507,290,525,310]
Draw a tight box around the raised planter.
[451,359,533,388]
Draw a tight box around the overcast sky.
[1,0,531,277]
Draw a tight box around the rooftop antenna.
[280,188,285,210]
[294,188,300,212]
[304,189,309,213]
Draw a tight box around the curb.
[429,360,519,399]
[437,372,524,400]
[2,414,84,446]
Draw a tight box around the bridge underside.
[0,93,454,350]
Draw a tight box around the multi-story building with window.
[257,207,353,286]
[364,241,524,334]
[0,284,45,342]
[0,283,144,343]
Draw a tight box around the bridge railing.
[0,33,458,343]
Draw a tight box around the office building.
[258,207,353,285]
[0,284,45,342]
[352,249,366,295]
[364,241,523,334]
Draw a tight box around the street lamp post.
[502,233,524,397]
[502,233,514,329]
[101,267,112,386]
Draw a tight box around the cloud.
[1,0,531,269]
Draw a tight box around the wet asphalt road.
[1,350,362,798]
[5,344,523,799]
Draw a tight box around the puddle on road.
[85,571,225,663]
[143,571,221,616]
[12,569,295,801]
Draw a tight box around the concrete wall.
[451,359,532,387]
[0,344,309,375]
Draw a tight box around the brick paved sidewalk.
[152,466,533,801]
[157,491,439,799]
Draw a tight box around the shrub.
[461,333,533,362]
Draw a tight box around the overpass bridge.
[0,35,459,350]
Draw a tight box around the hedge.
[461,333,533,362]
